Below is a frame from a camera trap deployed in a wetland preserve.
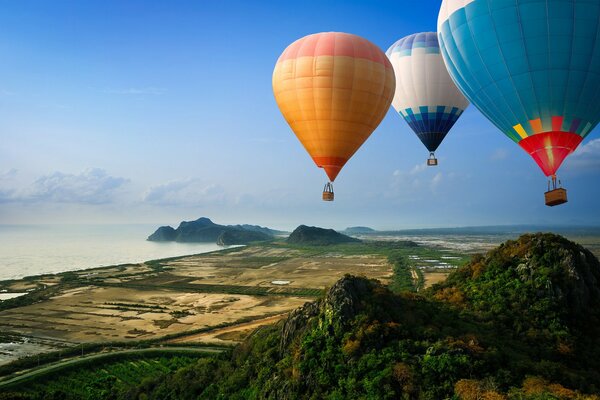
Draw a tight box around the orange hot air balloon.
[272,32,396,201]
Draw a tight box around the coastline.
[0,245,244,290]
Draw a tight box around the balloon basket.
[322,182,334,202]
[545,188,567,207]
[427,152,438,166]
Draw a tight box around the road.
[0,346,226,389]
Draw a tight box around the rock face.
[278,275,377,355]
[147,217,274,244]
[279,300,321,354]
[287,225,361,245]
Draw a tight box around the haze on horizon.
[1,0,599,231]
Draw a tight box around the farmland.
[0,240,468,369]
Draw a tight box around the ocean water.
[0,224,227,281]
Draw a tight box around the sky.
[0,0,599,231]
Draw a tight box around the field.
[3,350,209,396]
[0,239,471,370]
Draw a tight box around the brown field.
[0,244,391,348]
[423,271,451,288]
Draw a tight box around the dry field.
[0,244,391,347]
[423,271,451,288]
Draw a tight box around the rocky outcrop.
[279,300,321,354]
[278,275,378,355]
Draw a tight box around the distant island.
[287,225,361,245]
[147,217,284,245]
[344,226,376,234]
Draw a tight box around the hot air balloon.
[272,32,396,201]
[438,0,600,206]
[386,32,469,166]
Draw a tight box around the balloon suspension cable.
[550,175,558,190]
[322,182,334,202]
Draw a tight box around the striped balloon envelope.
[386,32,469,165]
[272,32,395,200]
[438,0,600,204]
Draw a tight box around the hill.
[344,226,376,234]
[147,217,274,244]
[287,225,361,245]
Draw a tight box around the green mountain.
[287,225,361,245]
[147,217,274,244]
[125,233,600,399]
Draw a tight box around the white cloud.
[143,179,226,206]
[567,139,600,171]
[389,164,448,200]
[0,168,128,204]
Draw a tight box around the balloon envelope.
[386,32,469,153]
[438,0,600,176]
[272,32,396,181]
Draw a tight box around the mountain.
[147,226,177,241]
[217,230,273,245]
[122,233,600,399]
[147,217,273,244]
[435,232,600,347]
[344,226,376,234]
[229,224,287,236]
[287,225,361,245]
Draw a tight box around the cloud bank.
[0,168,128,204]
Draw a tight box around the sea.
[0,224,226,281]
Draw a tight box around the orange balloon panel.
[272,32,395,181]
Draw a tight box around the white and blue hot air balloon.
[387,32,469,166]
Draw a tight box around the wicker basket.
[322,191,334,201]
[427,158,438,166]
[545,188,567,207]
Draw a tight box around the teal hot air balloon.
[387,32,469,166]
[438,0,600,206]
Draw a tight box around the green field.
[1,350,217,399]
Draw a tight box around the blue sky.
[0,0,598,230]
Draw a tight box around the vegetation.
[9,233,598,399]
[287,225,361,245]
[217,229,273,245]
[2,354,205,399]
[388,252,419,293]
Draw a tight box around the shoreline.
[0,245,244,288]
